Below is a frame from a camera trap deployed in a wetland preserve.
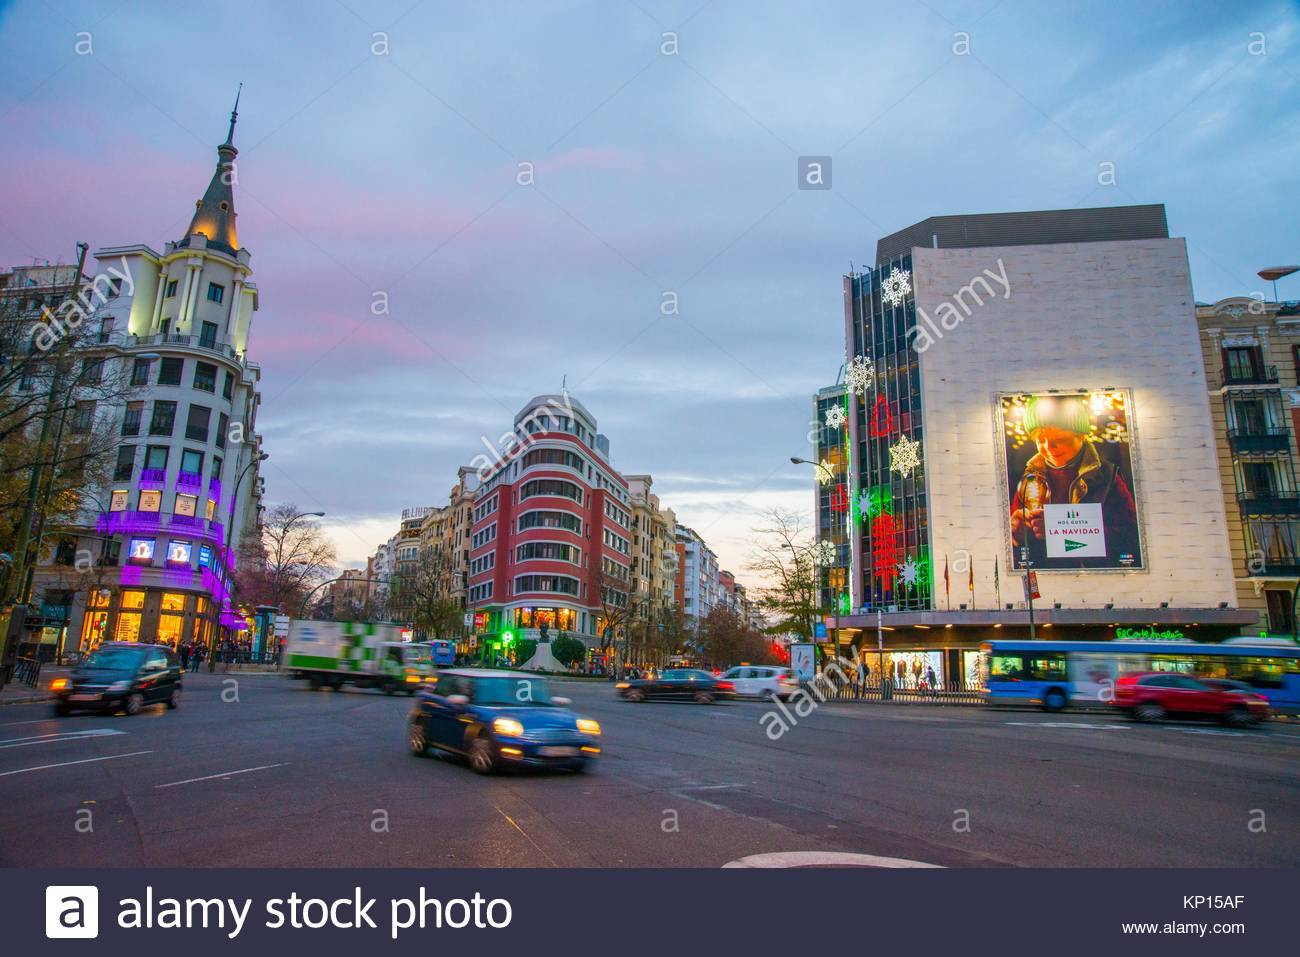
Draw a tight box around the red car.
[1112,672,1270,726]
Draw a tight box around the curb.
[0,692,52,707]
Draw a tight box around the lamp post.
[789,456,840,661]
[212,451,270,656]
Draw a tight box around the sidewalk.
[0,665,69,707]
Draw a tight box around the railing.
[1222,364,1279,386]
[1236,490,1300,515]
[13,657,42,689]
[802,676,986,706]
[1227,428,1291,455]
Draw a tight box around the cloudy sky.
[2,0,1297,581]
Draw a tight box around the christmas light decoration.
[868,393,894,438]
[888,434,922,478]
[830,483,849,512]
[898,556,920,588]
[814,540,837,566]
[870,513,898,585]
[824,404,847,429]
[861,485,892,518]
[845,355,875,395]
[815,458,835,485]
[880,266,912,307]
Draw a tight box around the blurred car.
[1112,672,1269,726]
[616,668,735,703]
[408,669,600,774]
[51,642,182,716]
[719,665,799,700]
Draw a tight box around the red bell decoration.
[869,393,894,438]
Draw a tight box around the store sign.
[790,643,816,681]
[110,489,129,512]
[1116,627,1185,641]
[1044,504,1106,558]
[138,489,161,513]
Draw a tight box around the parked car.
[51,642,183,716]
[718,665,799,700]
[408,669,600,774]
[616,669,735,703]
[1112,672,1270,726]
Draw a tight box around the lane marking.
[1005,722,1130,730]
[0,750,152,777]
[723,851,943,869]
[154,763,289,789]
[0,729,126,750]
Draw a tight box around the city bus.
[427,639,456,667]
[981,638,1300,713]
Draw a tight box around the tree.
[389,543,462,638]
[701,605,781,669]
[551,635,585,669]
[252,504,336,613]
[746,507,820,641]
[597,570,631,657]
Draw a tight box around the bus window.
[990,654,1025,680]
[1026,655,1066,681]
[1235,656,1286,690]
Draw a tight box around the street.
[1,673,1296,868]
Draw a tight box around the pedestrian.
[180,644,190,671]
[856,658,866,696]
[926,664,937,694]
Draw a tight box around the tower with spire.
[180,83,241,256]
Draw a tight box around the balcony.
[1228,427,1291,455]
[1237,490,1300,516]
[1248,561,1300,577]
[1222,364,1279,387]
[139,467,167,488]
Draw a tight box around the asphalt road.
[1,673,1296,867]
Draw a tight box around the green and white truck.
[284,620,433,694]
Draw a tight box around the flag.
[994,559,1001,606]
[943,555,950,609]
[968,565,974,592]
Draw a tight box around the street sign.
[274,615,290,638]
[463,612,473,627]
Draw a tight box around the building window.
[470,523,497,549]
[1224,346,1262,382]
[78,358,104,385]
[206,282,224,304]
[180,449,203,477]
[98,317,115,343]
[222,371,234,400]
[114,445,135,481]
[131,357,151,386]
[200,321,218,348]
[1265,590,1295,634]
[185,404,211,442]
[216,412,228,448]
[70,400,95,434]
[468,581,494,603]
[193,361,217,392]
[514,574,580,596]
[145,445,169,471]
[166,279,178,298]
[158,357,183,386]
[122,401,143,436]
[517,541,578,564]
[149,400,177,435]
[520,478,583,503]
[210,455,222,481]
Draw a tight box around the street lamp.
[212,452,269,654]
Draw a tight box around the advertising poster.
[1000,391,1143,570]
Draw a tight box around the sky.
[2,0,1298,583]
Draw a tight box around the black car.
[51,642,183,716]
[616,668,735,703]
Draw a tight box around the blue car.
[407,669,601,774]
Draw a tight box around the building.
[675,524,718,635]
[625,474,678,614]
[822,203,1252,685]
[1196,295,1300,634]
[369,536,396,614]
[24,97,267,657]
[388,506,433,622]
[326,568,370,618]
[465,394,633,661]
[812,383,851,614]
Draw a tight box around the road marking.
[1005,722,1130,730]
[0,750,152,777]
[723,851,943,869]
[154,763,289,789]
[0,729,126,750]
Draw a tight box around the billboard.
[999,391,1143,571]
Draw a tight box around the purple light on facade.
[120,565,143,585]
[164,565,195,587]
[139,468,166,488]
[208,477,223,500]
[177,470,203,490]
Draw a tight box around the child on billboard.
[1008,394,1141,569]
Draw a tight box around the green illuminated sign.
[1115,627,1185,641]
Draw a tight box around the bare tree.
[746,507,820,641]
[597,570,631,658]
[389,543,463,639]
[251,504,337,613]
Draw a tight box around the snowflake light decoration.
[813,540,837,566]
[898,556,920,588]
[824,404,847,429]
[815,458,835,485]
[888,434,922,478]
[860,485,892,519]
[845,355,875,395]
[880,266,912,307]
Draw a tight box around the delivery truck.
[284,620,433,694]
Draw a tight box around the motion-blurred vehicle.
[1112,672,1270,726]
[424,638,456,667]
[718,665,799,700]
[284,619,432,693]
[51,642,182,716]
[616,668,735,703]
[408,669,600,773]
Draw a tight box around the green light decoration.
[839,592,851,615]
[861,485,892,519]
[502,630,515,644]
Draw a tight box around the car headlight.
[50,677,69,692]
[107,681,130,692]
[492,717,525,737]
[615,682,630,689]
[576,718,601,736]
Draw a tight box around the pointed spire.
[224,82,242,148]
[180,93,242,255]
